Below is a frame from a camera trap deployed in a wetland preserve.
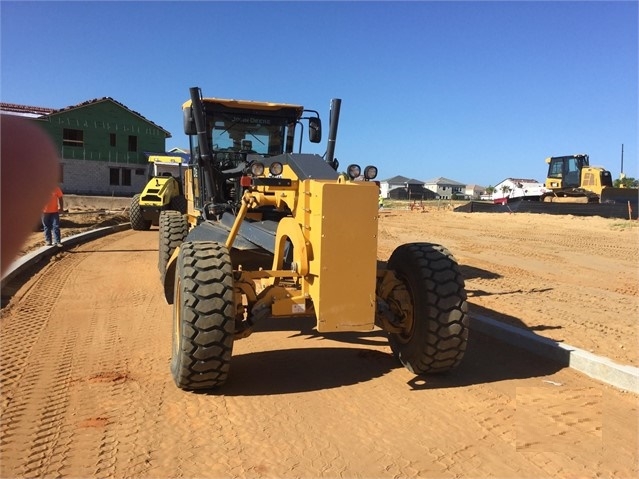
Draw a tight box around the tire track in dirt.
[0,232,164,478]
[62,234,167,479]
[0,251,85,477]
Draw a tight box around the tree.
[485,185,495,195]
[613,177,639,188]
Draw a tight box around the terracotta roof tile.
[0,102,55,116]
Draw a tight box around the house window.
[110,168,120,185]
[128,135,137,152]
[110,133,116,147]
[121,168,131,186]
[63,128,84,147]
[135,168,145,175]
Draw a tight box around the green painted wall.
[38,99,169,164]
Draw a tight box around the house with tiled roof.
[1,102,56,117]
[1,98,171,196]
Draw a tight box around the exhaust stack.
[325,98,341,167]
[189,87,213,169]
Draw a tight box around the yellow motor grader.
[160,87,468,390]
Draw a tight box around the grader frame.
[160,87,469,390]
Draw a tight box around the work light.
[250,162,265,176]
[347,164,361,179]
[364,166,378,180]
[269,162,283,176]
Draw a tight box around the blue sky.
[1,1,637,187]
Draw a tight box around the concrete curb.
[1,223,131,289]
[471,313,639,394]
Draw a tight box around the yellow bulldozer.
[542,154,638,204]
[160,87,469,390]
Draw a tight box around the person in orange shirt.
[42,186,64,247]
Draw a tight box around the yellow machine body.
[139,155,184,208]
[165,96,381,333]
[543,154,638,204]
[166,87,470,391]
[130,154,187,230]
[181,167,201,226]
[139,176,181,207]
[305,180,378,330]
[245,176,378,331]
[193,167,380,333]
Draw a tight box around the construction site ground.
[1,197,637,478]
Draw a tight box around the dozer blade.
[600,187,639,205]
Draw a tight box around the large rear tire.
[171,241,235,390]
[385,243,468,374]
[130,194,152,231]
[158,210,188,279]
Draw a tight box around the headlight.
[346,164,361,179]
[250,162,265,176]
[364,165,378,180]
[269,162,283,176]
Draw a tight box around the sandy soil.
[19,199,638,367]
[1,199,637,478]
[378,204,639,367]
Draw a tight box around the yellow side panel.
[183,169,200,221]
[306,181,379,332]
[582,168,603,195]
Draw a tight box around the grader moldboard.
[160,87,469,390]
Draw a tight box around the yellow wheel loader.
[162,87,469,390]
[542,154,638,204]
[130,155,187,231]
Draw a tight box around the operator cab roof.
[182,97,304,119]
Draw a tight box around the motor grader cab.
[543,154,638,204]
[129,154,187,230]
[161,86,469,390]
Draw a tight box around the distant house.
[491,178,548,204]
[1,98,171,196]
[169,147,190,156]
[423,177,466,200]
[464,184,486,200]
[379,175,435,200]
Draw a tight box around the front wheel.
[158,210,188,279]
[171,241,235,390]
[130,194,152,231]
[383,243,468,374]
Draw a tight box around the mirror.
[183,107,196,135]
[308,117,321,143]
